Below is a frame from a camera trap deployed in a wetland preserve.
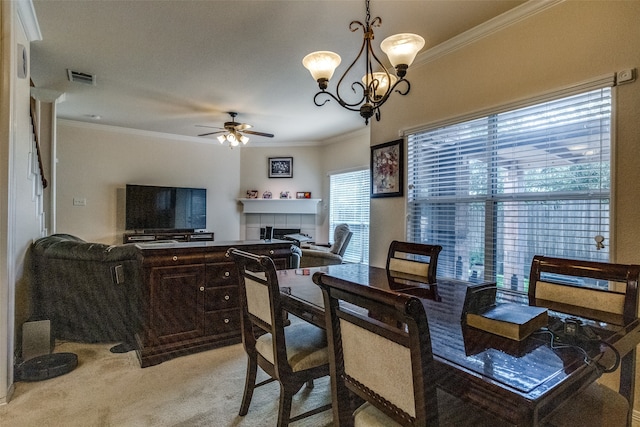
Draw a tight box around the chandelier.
[216,131,249,148]
[302,0,424,124]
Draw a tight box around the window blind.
[407,88,611,292]
[330,169,370,264]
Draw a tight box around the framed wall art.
[371,139,403,198]
[268,157,293,178]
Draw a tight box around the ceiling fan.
[197,112,274,147]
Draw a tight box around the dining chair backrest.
[528,255,639,326]
[528,255,640,421]
[315,271,439,426]
[386,241,442,284]
[230,248,331,427]
[230,248,289,373]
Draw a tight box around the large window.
[330,169,370,264]
[407,87,612,292]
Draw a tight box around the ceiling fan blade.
[195,125,225,130]
[198,130,225,137]
[243,129,274,138]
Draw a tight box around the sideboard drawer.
[206,263,238,286]
[142,253,206,267]
[205,309,241,335]
[204,286,239,311]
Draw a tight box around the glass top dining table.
[276,263,638,426]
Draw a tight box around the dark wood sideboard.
[134,239,296,367]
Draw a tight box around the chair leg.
[306,379,314,389]
[239,354,258,416]
[277,383,295,427]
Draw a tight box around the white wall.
[56,121,242,244]
[367,0,640,411]
[238,129,370,242]
[370,1,640,268]
[53,122,370,247]
[1,0,44,403]
[317,128,370,241]
[239,145,323,239]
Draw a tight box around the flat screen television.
[125,184,206,232]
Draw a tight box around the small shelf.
[238,198,321,214]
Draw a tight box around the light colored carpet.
[0,341,333,427]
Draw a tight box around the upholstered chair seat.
[254,321,328,372]
[546,382,629,427]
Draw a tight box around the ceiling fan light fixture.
[197,112,273,147]
[302,0,424,124]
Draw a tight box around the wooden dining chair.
[528,255,640,427]
[386,240,442,284]
[228,248,332,427]
[314,271,510,427]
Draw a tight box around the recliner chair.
[300,224,352,268]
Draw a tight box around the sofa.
[29,234,141,344]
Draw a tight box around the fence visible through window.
[407,87,611,293]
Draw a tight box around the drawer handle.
[224,318,230,324]
[224,295,230,300]
[199,286,205,292]
[224,271,230,277]
[172,256,178,261]
[269,250,274,255]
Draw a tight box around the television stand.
[123,231,214,244]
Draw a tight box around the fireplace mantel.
[238,198,321,214]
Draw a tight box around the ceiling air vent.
[67,69,96,85]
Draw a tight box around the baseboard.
[1,383,15,405]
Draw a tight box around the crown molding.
[17,0,42,41]
[58,119,217,145]
[414,0,564,67]
[58,119,328,147]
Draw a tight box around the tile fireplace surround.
[239,198,321,242]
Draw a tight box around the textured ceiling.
[30,0,526,146]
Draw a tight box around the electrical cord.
[534,329,593,366]
[595,340,621,373]
[534,327,621,373]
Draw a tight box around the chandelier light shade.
[380,33,425,74]
[302,51,342,87]
[302,0,424,124]
[362,72,398,99]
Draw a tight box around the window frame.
[329,168,370,264]
[405,76,615,293]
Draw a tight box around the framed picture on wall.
[371,139,403,198]
[268,157,293,178]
